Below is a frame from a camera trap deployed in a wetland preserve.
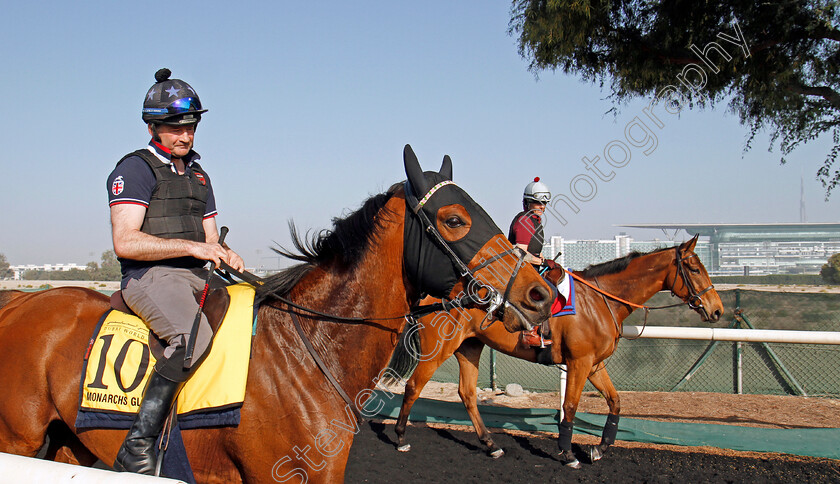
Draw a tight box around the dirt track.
[345,420,840,483]
[344,384,840,483]
[396,381,840,430]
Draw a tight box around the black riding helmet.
[142,68,207,126]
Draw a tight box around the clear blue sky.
[1,1,837,270]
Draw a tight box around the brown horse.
[390,236,723,468]
[0,145,554,483]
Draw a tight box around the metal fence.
[429,289,840,398]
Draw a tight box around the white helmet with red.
[523,177,551,204]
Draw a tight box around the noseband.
[672,249,714,318]
[405,181,526,325]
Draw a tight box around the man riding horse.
[508,177,561,348]
[106,68,245,474]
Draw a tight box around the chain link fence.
[429,289,840,398]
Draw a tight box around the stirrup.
[520,327,552,348]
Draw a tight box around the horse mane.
[578,245,674,278]
[256,183,402,300]
[0,290,24,310]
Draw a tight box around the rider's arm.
[515,243,543,265]
[110,204,229,265]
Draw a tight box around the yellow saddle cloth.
[79,283,255,418]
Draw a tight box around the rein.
[288,311,363,422]
[570,245,715,339]
[215,181,526,420]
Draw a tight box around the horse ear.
[439,155,453,181]
[684,233,699,251]
[404,144,429,196]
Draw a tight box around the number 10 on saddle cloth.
[77,283,255,426]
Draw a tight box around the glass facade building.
[545,224,840,275]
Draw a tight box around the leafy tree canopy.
[510,0,840,194]
[0,253,11,279]
[820,252,840,283]
[19,250,121,281]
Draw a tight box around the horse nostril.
[529,287,545,302]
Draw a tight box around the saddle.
[110,288,231,357]
[543,265,566,286]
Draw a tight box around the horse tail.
[383,318,421,384]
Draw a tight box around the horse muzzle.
[495,280,552,333]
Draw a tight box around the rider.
[509,178,560,349]
[107,68,244,474]
[508,177,558,271]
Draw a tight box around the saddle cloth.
[550,272,576,317]
[75,283,256,429]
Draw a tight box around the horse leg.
[0,372,56,458]
[557,357,594,469]
[42,421,98,466]
[586,363,620,463]
[394,356,444,452]
[454,339,503,458]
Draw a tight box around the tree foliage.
[20,250,122,281]
[510,0,840,195]
[94,249,122,281]
[0,253,11,279]
[820,252,840,283]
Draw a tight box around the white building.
[544,235,711,272]
[546,223,840,276]
[9,263,87,280]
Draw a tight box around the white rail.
[0,452,187,484]
[621,326,840,345]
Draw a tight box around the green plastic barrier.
[370,390,840,459]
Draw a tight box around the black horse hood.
[402,145,502,299]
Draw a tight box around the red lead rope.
[568,272,647,309]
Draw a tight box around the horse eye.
[445,216,465,228]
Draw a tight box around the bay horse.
[389,235,723,468]
[0,145,554,483]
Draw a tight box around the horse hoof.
[589,445,603,462]
[397,444,411,452]
[558,451,581,469]
[490,448,505,459]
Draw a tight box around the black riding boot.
[113,371,184,474]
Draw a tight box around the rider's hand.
[190,241,229,266]
[224,248,245,272]
[543,259,559,270]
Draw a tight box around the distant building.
[544,224,840,276]
[545,235,711,271]
[9,263,86,280]
[619,223,840,275]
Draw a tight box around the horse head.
[402,144,552,332]
[667,234,723,322]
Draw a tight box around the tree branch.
[787,82,840,109]
[813,25,840,42]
